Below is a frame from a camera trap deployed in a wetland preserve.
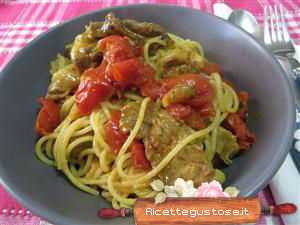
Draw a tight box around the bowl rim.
[0,3,296,225]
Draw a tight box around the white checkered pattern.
[0,22,58,53]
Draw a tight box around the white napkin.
[213,3,300,225]
[269,154,300,225]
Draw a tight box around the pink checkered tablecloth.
[0,0,300,224]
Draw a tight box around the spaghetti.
[35,14,255,209]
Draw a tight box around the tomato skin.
[108,58,141,87]
[104,111,152,171]
[238,91,249,103]
[135,63,160,99]
[161,74,214,115]
[134,63,156,86]
[166,104,207,129]
[162,74,212,95]
[35,98,60,135]
[224,113,256,150]
[98,35,136,64]
[186,95,214,117]
[104,111,128,155]
[140,80,162,100]
[196,104,214,117]
[75,64,114,115]
[104,111,151,170]
[130,140,151,170]
[201,62,221,75]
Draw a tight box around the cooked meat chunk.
[120,100,215,186]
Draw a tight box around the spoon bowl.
[228,10,262,40]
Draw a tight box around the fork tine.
[264,5,271,44]
[280,4,290,42]
[269,6,277,42]
[274,5,283,42]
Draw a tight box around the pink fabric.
[1,0,299,224]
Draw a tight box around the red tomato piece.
[104,111,128,155]
[162,74,212,95]
[238,91,249,104]
[98,35,125,50]
[75,63,114,115]
[135,63,160,99]
[196,103,214,117]
[35,98,60,135]
[134,63,156,86]
[98,35,136,64]
[108,58,141,86]
[186,92,212,106]
[201,62,221,75]
[140,80,163,100]
[130,140,151,170]
[224,113,256,150]
[161,74,214,115]
[166,104,207,129]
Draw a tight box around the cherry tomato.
[161,74,214,115]
[162,74,212,95]
[75,63,114,115]
[107,58,141,87]
[104,110,128,155]
[35,98,60,135]
[130,140,151,170]
[98,35,136,64]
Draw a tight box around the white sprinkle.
[295,140,300,152]
[18,209,23,214]
[294,129,300,140]
[10,209,15,215]
[26,210,31,215]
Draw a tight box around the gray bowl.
[0,4,295,225]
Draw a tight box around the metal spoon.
[228,10,262,40]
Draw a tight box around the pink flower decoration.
[195,180,230,198]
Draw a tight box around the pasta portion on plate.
[35,13,255,209]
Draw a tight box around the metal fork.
[264,4,295,55]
